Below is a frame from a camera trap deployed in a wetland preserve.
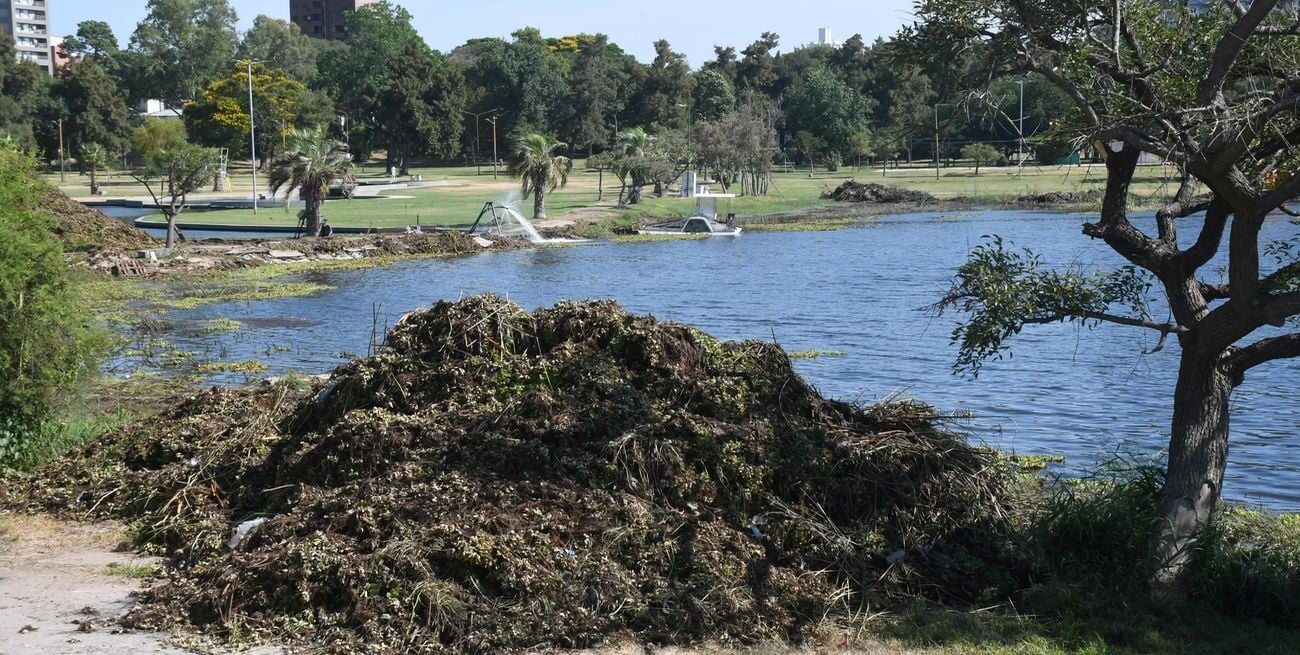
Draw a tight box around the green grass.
[9,408,134,471]
[44,159,1187,232]
[868,601,1300,654]
[103,562,159,580]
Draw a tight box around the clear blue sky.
[49,0,919,66]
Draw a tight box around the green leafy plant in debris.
[103,562,159,580]
[746,218,863,232]
[787,348,848,360]
[609,233,710,243]
[203,318,243,332]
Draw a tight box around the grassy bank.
[45,160,1183,233]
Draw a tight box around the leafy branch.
[933,237,1176,376]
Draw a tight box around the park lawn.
[42,159,1182,230]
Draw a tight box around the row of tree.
[0,0,1076,198]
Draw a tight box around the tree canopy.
[129,0,240,105]
[910,0,1300,599]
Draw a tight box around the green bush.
[1194,508,1300,626]
[1034,140,1078,165]
[0,147,105,467]
[1021,458,1165,596]
[1021,458,1300,627]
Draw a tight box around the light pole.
[460,108,501,174]
[240,59,263,214]
[933,103,951,180]
[486,114,501,180]
[677,102,694,195]
[53,119,65,183]
[1016,79,1025,179]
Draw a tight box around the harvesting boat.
[637,189,742,236]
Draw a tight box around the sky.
[49,0,919,66]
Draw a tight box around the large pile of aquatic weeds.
[823,181,936,204]
[44,188,156,252]
[1012,190,1102,206]
[12,295,1015,653]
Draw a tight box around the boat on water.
[637,189,742,236]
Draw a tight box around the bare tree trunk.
[164,213,176,249]
[1151,346,1233,601]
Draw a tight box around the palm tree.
[79,143,108,196]
[615,128,654,204]
[267,128,353,237]
[508,133,571,219]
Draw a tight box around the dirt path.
[0,515,190,655]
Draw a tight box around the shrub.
[0,147,105,467]
[1021,457,1300,627]
[1020,458,1165,596]
[1034,140,1077,165]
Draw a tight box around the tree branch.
[1156,175,1204,245]
[1263,291,1300,326]
[1024,311,1188,334]
[1178,197,1231,270]
[1197,0,1279,106]
[1082,141,1168,271]
[1198,281,1232,301]
[1231,332,1300,371]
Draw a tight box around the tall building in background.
[290,0,376,40]
[0,0,54,74]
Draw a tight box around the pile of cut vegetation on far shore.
[9,295,1017,653]
[45,187,157,252]
[823,181,937,204]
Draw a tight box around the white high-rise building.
[818,27,839,47]
[1,0,53,74]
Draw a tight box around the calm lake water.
[137,210,1300,509]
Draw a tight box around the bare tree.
[910,0,1300,599]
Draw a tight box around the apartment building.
[289,0,375,40]
[0,0,53,74]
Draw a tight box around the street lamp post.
[933,103,949,180]
[460,108,501,174]
[677,102,694,195]
[53,119,65,183]
[240,59,263,214]
[1016,79,1025,179]
[486,114,501,180]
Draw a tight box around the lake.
[132,210,1300,509]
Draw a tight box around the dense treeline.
[0,0,1073,196]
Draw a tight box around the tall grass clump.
[0,147,106,467]
[1020,458,1165,597]
[1193,508,1300,626]
[1020,457,1300,627]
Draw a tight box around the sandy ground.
[0,515,193,655]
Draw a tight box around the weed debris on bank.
[11,295,1015,653]
[822,181,937,204]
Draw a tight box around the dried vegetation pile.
[11,296,1015,653]
[1012,190,1102,206]
[45,189,156,252]
[823,181,936,204]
